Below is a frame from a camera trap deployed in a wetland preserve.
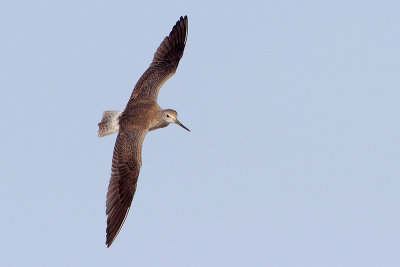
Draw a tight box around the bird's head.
[162,109,190,132]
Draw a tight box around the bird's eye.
[166,114,170,118]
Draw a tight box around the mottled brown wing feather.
[127,16,188,104]
[105,129,147,247]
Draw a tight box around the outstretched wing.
[105,129,147,247]
[127,16,188,104]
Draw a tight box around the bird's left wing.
[126,16,188,105]
[105,129,147,247]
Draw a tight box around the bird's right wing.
[126,16,188,105]
[105,129,147,247]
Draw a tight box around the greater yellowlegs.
[98,16,189,247]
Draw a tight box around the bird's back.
[119,99,163,132]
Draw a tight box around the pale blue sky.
[1,1,399,266]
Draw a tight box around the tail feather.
[98,111,122,137]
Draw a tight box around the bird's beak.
[175,120,190,132]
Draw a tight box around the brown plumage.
[98,16,190,248]
[128,16,188,103]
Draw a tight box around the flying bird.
[98,16,189,247]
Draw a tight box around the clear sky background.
[1,1,399,266]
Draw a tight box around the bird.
[98,16,190,247]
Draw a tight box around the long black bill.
[176,120,190,132]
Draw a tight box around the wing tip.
[151,15,189,65]
[105,206,131,248]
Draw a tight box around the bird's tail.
[98,111,122,137]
